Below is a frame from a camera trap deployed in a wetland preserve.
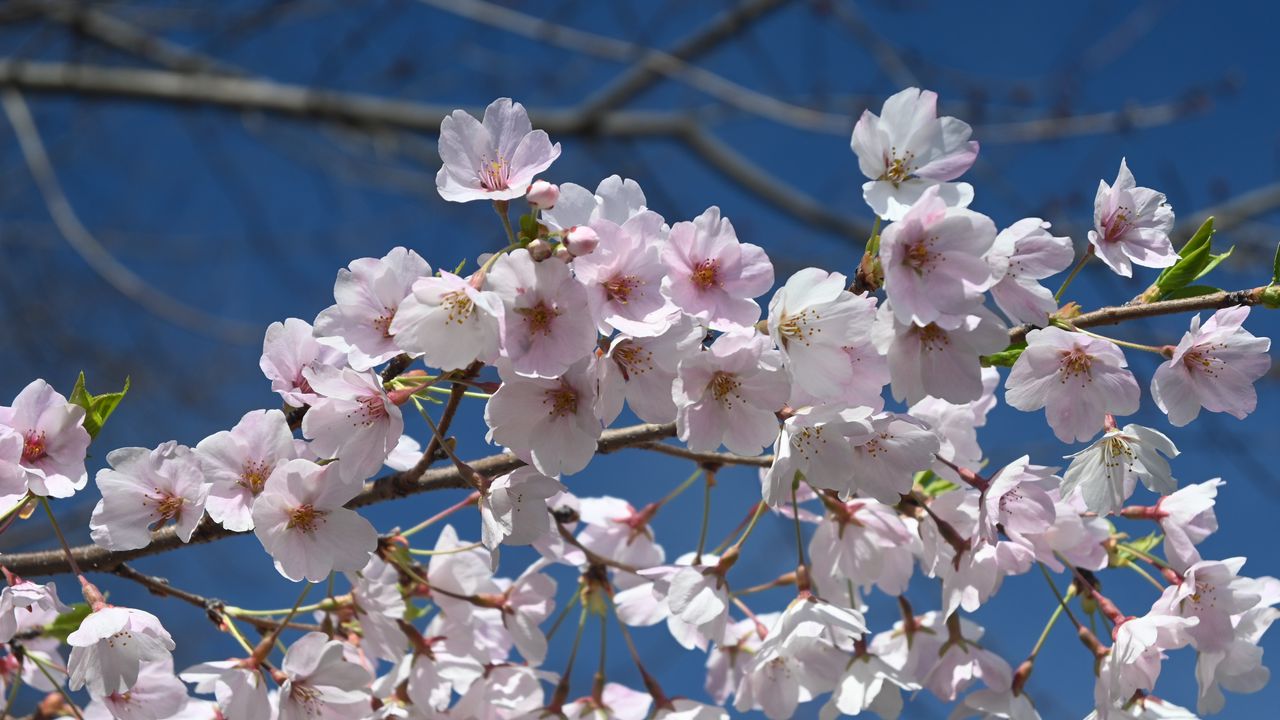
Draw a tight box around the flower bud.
[564,225,599,257]
[526,238,553,261]
[553,245,573,263]
[525,180,559,210]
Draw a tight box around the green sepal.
[980,342,1026,368]
[68,372,130,439]
[44,603,92,643]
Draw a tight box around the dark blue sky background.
[1,1,1279,717]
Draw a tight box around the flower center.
[603,274,641,304]
[1059,349,1094,382]
[478,157,511,191]
[709,371,741,406]
[917,323,950,352]
[373,308,396,339]
[881,150,916,186]
[1104,207,1132,243]
[788,426,827,459]
[350,394,388,428]
[691,259,721,291]
[903,239,937,273]
[518,302,558,336]
[611,342,653,382]
[287,504,327,533]
[443,290,475,324]
[149,493,185,527]
[21,431,47,463]
[240,460,272,495]
[778,308,821,346]
[544,384,579,418]
[1182,346,1222,377]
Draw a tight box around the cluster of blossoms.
[1,91,1277,720]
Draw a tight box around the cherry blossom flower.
[1194,575,1280,714]
[848,412,940,504]
[977,457,1060,545]
[301,365,403,483]
[480,467,563,550]
[573,213,675,336]
[661,207,773,330]
[314,247,431,371]
[259,318,346,408]
[642,562,731,651]
[1156,478,1223,571]
[872,301,1008,405]
[89,442,209,551]
[704,614,775,705]
[767,268,883,402]
[1151,305,1272,426]
[879,187,996,327]
[953,688,1041,720]
[562,682,652,719]
[921,622,1012,702]
[449,665,550,719]
[68,606,175,695]
[658,699,729,720]
[195,408,305,532]
[810,499,917,596]
[487,248,598,379]
[180,660,271,720]
[571,497,666,585]
[251,459,377,582]
[1088,159,1177,277]
[93,657,189,720]
[542,175,655,233]
[390,270,504,371]
[0,579,68,643]
[673,328,789,455]
[1062,423,1178,516]
[1094,612,1197,715]
[347,554,407,663]
[436,98,560,203]
[1152,558,1261,654]
[500,570,557,665]
[986,218,1074,325]
[851,87,979,221]
[276,632,373,720]
[485,357,601,476]
[825,651,919,719]
[0,378,90,498]
[595,315,704,426]
[763,404,874,506]
[1005,327,1140,443]
[910,367,998,482]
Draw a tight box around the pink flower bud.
[526,238,553,261]
[564,226,599,256]
[525,180,559,209]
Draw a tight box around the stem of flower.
[248,581,313,667]
[593,611,608,703]
[1125,562,1167,591]
[28,652,83,720]
[1071,326,1171,356]
[547,604,588,712]
[544,586,582,644]
[223,614,257,655]
[711,501,765,556]
[657,467,704,508]
[407,541,486,556]
[400,492,480,539]
[225,598,336,617]
[1054,246,1094,303]
[694,469,715,565]
[0,491,32,527]
[790,479,810,592]
[1,670,22,720]
[493,200,516,245]
[605,592,673,711]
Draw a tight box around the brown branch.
[976,96,1211,144]
[1,422,679,578]
[110,563,324,633]
[634,442,773,468]
[1009,286,1269,343]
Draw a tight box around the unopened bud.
[553,245,573,262]
[564,226,599,256]
[526,180,559,210]
[526,238,553,262]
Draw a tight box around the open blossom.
[301,365,403,483]
[573,213,675,336]
[480,467,564,550]
[872,301,1007,405]
[1151,305,1271,426]
[1088,159,1177,277]
[879,186,996,327]
[181,661,270,720]
[911,367,998,481]
[68,606,175,695]
[277,632,373,720]
[826,651,919,719]
[1194,575,1280,714]
[851,87,979,221]
[390,270,504,371]
[762,404,873,506]
[1062,423,1178,515]
[542,175,654,232]
[596,315,704,426]
[1156,478,1223,571]
[89,442,209,551]
[767,268,883,402]
[977,457,1059,544]
[487,248,598,379]
[95,657,189,720]
[641,561,731,651]
[436,97,560,202]
[0,579,68,643]
[485,357,601,476]
[563,683,652,719]
[661,207,774,330]
[847,412,939,503]
[259,318,346,408]
[1095,612,1197,715]
[673,328,789,456]
[810,499,917,596]
[347,555,407,663]
[314,247,431,371]
[1005,327,1140,443]
[252,459,377,582]
[986,218,1074,325]
[195,408,305,532]
[1153,558,1261,654]
[0,378,91,498]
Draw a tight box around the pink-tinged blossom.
[640,561,731,651]
[181,660,270,720]
[910,367,998,482]
[0,378,90,498]
[1087,696,1200,720]
[89,442,209,551]
[1094,613,1197,715]
[851,87,979,221]
[259,318,346,408]
[953,688,1042,720]
[562,683,652,719]
[673,329,789,456]
[502,571,558,666]
[68,606,175,695]
[596,315,704,426]
[1021,488,1111,573]
[95,658,189,720]
[480,467,564,550]
[1005,327,1140,443]
[704,614,775,705]
[763,404,874,506]
[1151,306,1271,426]
[977,457,1059,545]
[314,247,431,371]
[436,98,560,203]
[276,632,373,720]
[848,412,940,504]
[1153,558,1260,654]
[879,187,996,327]
[658,699,729,720]
[390,271,504,371]
[301,366,403,483]
[542,175,654,232]
[0,579,68,643]
[487,248,598,379]
[195,409,305,532]
[252,459,377,582]
[825,651,919,719]
[986,218,1074,325]
[810,499,917,596]
[449,665,550,720]
[922,625,1012,702]
[767,268,884,403]
[1156,478,1223,571]
[1062,423,1178,516]
[346,555,407,663]
[572,497,666,589]
[573,213,675,336]
[661,207,774,331]
[733,634,844,720]
[872,301,1007,405]
[1194,576,1280,714]
[1088,159,1177,277]
[485,357,601,476]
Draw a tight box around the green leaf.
[1193,246,1233,282]
[980,342,1026,368]
[1128,532,1164,555]
[44,602,92,643]
[1178,216,1215,258]
[68,373,130,439]
[1272,242,1280,285]
[916,471,958,497]
[1160,285,1221,300]
[1154,217,1216,294]
[518,213,539,242]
